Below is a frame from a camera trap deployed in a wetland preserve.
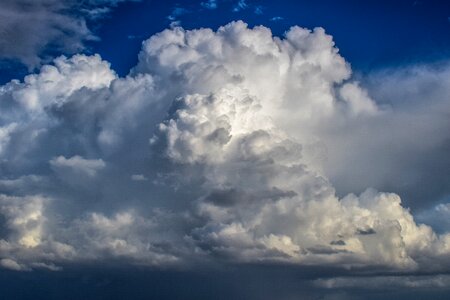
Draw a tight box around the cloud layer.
[0,21,449,277]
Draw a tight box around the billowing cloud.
[0,21,449,282]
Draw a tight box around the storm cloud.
[0,21,449,289]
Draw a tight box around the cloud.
[0,195,47,248]
[270,16,283,21]
[0,21,449,285]
[167,6,190,22]
[233,0,248,12]
[0,258,27,271]
[323,64,450,209]
[201,0,218,10]
[417,202,450,234]
[50,156,106,177]
[0,0,136,70]
[254,6,264,15]
[131,174,148,181]
[315,275,450,289]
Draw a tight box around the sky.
[0,0,450,299]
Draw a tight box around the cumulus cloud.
[0,195,47,249]
[0,0,136,70]
[0,21,449,282]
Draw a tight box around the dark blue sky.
[83,0,450,72]
[94,0,450,77]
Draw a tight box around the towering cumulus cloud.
[0,21,449,276]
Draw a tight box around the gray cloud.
[315,274,450,289]
[0,0,135,70]
[323,64,450,210]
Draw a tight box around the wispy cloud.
[254,5,264,15]
[201,0,218,10]
[167,6,190,21]
[270,16,284,21]
[232,0,248,12]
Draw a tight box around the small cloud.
[127,35,143,40]
[233,0,248,12]
[172,7,189,16]
[81,7,112,20]
[0,258,28,271]
[254,5,263,15]
[50,155,106,177]
[270,16,284,21]
[201,0,218,10]
[31,262,62,271]
[167,6,189,21]
[131,174,148,181]
[170,20,181,28]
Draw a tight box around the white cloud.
[0,258,27,271]
[0,21,449,277]
[50,155,106,177]
[12,54,116,112]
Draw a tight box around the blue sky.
[2,0,450,83]
[1,1,450,299]
[96,0,450,75]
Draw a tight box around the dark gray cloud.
[0,0,135,70]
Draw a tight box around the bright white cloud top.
[0,21,449,273]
